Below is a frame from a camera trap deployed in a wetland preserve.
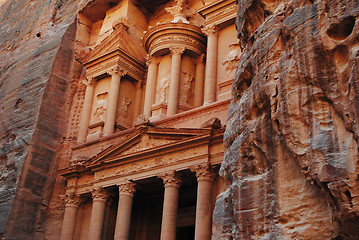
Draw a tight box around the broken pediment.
[81,22,146,65]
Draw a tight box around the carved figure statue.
[222,43,241,79]
[119,97,132,116]
[180,71,194,105]
[93,93,108,122]
[159,75,170,103]
[165,0,189,23]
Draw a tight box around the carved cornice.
[158,171,182,188]
[198,0,237,28]
[170,46,186,55]
[202,25,220,37]
[192,163,216,182]
[91,187,109,202]
[61,192,81,207]
[118,181,137,197]
[143,22,206,57]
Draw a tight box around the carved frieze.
[143,23,206,57]
[198,0,237,28]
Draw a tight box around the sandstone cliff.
[0,0,86,238]
[213,0,359,239]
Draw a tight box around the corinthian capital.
[192,163,216,182]
[61,192,81,207]
[170,46,186,55]
[146,55,162,66]
[158,171,182,188]
[81,76,96,86]
[91,187,109,202]
[118,182,137,197]
[202,25,219,37]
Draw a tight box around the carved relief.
[93,92,108,123]
[120,135,176,156]
[159,74,170,103]
[119,97,132,116]
[165,0,189,23]
[180,71,194,105]
[222,43,241,79]
[202,25,220,36]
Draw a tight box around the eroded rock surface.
[214,0,359,239]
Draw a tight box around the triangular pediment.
[82,24,146,65]
[85,126,212,167]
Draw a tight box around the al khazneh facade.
[57,0,240,239]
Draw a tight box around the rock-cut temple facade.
[55,0,239,239]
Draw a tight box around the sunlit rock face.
[213,1,359,239]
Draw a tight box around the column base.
[150,102,168,121]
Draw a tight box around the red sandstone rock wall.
[213,0,359,239]
[0,0,87,238]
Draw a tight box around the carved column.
[143,56,161,118]
[203,25,219,105]
[77,77,95,143]
[103,67,127,136]
[60,193,81,240]
[194,54,205,107]
[167,46,185,116]
[193,164,216,240]
[159,171,182,240]
[133,81,143,122]
[114,182,137,240]
[88,187,109,240]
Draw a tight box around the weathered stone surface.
[213,0,359,239]
[0,0,87,238]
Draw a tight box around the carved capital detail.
[146,55,162,66]
[170,46,186,56]
[91,187,109,202]
[109,67,127,77]
[118,182,137,197]
[81,76,96,86]
[202,25,219,37]
[61,192,81,207]
[193,164,216,182]
[159,171,182,188]
[193,54,206,64]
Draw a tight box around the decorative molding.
[91,187,109,202]
[118,181,137,197]
[143,22,206,57]
[158,171,182,188]
[61,192,81,207]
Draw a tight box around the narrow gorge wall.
[213,0,359,239]
[0,0,86,238]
